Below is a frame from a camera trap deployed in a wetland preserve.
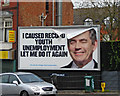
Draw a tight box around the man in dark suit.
[61,28,98,69]
[62,59,98,69]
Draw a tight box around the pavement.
[57,90,120,96]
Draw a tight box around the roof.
[0,11,13,17]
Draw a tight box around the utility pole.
[57,0,62,26]
[53,0,54,26]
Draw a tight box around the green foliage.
[108,42,120,70]
[101,41,120,70]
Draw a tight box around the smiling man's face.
[68,31,97,67]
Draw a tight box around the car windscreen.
[18,74,44,83]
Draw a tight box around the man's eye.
[81,40,87,43]
[70,40,75,44]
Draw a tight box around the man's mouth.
[74,51,84,55]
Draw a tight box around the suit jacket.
[61,59,98,69]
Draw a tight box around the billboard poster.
[18,25,100,70]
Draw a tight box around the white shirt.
[71,60,94,69]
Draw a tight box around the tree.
[100,1,120,41]
[74,0,120,41]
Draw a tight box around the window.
[2,19,13,42]
[1,74,9,83]
[104,17,115,28]
[3,18,13,28]
[0,17,3,41]
[4,20,13,28]
[4,19,13,42]
[0,29,3,41]
[46,0,49,14]
[0,11,13,42]
[9,75,19,84]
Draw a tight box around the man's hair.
[89,29,97,45]
[67,28,97,45]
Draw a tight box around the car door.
[0,75,2,95]
[0,74,10,95]
[7,74,21,95]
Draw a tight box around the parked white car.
[0,72,57,96]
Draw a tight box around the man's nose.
[75,42,81,50]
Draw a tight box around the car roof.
[0,72,33,75]
[15,72,33,75]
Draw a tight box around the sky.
[71,0,120,9]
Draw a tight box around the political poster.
[18,25,100,70]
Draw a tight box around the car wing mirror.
[13,80,18,85]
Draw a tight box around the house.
[73,7,119,41]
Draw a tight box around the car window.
[9,75,20,84]
[1,74,9,83]
[18,74,44,83]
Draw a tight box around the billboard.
[18,25,100,70]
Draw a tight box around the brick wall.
[18,2,73,26]
[62,2,73,25]
[19,2,46,26]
